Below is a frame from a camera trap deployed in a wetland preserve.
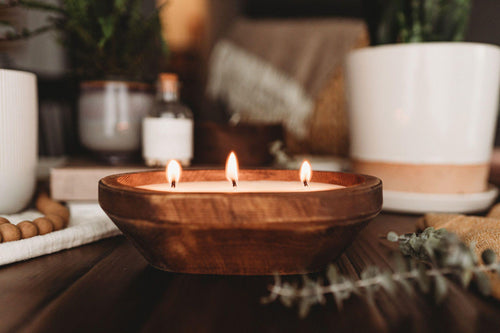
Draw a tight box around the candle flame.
[226,151,239,187]
[166,160,181,188]
[300,160,312,187]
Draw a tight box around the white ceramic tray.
[383,185,498,214]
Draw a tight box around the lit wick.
[226,151,239,189]
[300,160,312,188]
[166,160,181,190]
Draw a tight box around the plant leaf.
[97,16,114,49]
[476,271,492,296]
[434,273,448,303]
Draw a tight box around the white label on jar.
[142,117,193,165]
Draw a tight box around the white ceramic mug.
[346,42,500,193]
[0,69,38,213]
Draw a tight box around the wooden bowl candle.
[99,154,382,275]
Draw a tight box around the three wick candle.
[137,152,344,193]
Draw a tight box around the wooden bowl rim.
[99,169,381,197]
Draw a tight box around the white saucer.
[383,185,499,214]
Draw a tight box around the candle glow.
[167,160,181,188]
[139,152,344,193]
[226,151,239,188]
[300,160,312,187]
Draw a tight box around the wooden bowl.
[99,170,382,275]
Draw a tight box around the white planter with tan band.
[346,42,500,212]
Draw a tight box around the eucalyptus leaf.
[379,272,397,296]
[434,273,448,303]
[476,271,492,296]
[460,269,473,288]
[482,249,496,265]
[280,295,294,308]
[387,231,399,242]
[397,277,415,296]
[265,227,499,318]
[365,284,376,305]
[332,290,344,310]
[326,264,339,284]
[298,299,312,319]
[361,266,380,280]
[417,263,431,293]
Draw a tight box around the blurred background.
[0,0,499,160]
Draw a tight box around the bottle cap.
[159,73,178,82]
[158,73,179,94]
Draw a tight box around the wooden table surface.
[1,213,500,333]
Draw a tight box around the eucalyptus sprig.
[262,227,500,318]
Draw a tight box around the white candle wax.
[137,180,344,193]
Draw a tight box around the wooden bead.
[45,214,65,231]
[35,192,70,222]
[50,208,70,225]
[33,217,54,235]
[0,217,10,225]
[0,223,21,242]
[17,221,39,239]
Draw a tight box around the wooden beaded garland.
[33,217,54,235]
[17,221,39,239]
[0,192,70,243]
[0,223,22,242]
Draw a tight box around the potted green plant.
[345,0,500,213]
[4,0,167,164]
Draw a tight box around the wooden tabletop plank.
[17,237,155,332]
[0,237,121,333]
[1,213,500,333]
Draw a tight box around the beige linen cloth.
[418,204,500,298]
[0,203,121,266]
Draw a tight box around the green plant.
[2,0,167,81]
[376,0,472,44]
[262,227,500,318]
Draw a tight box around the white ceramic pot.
[0,69,38,214]
[346,42,500,195]
[78,81,154,164]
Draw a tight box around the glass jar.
[78,81,154,164]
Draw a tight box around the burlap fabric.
[418,205,500,298]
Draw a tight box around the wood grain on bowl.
[99,170,382,275]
